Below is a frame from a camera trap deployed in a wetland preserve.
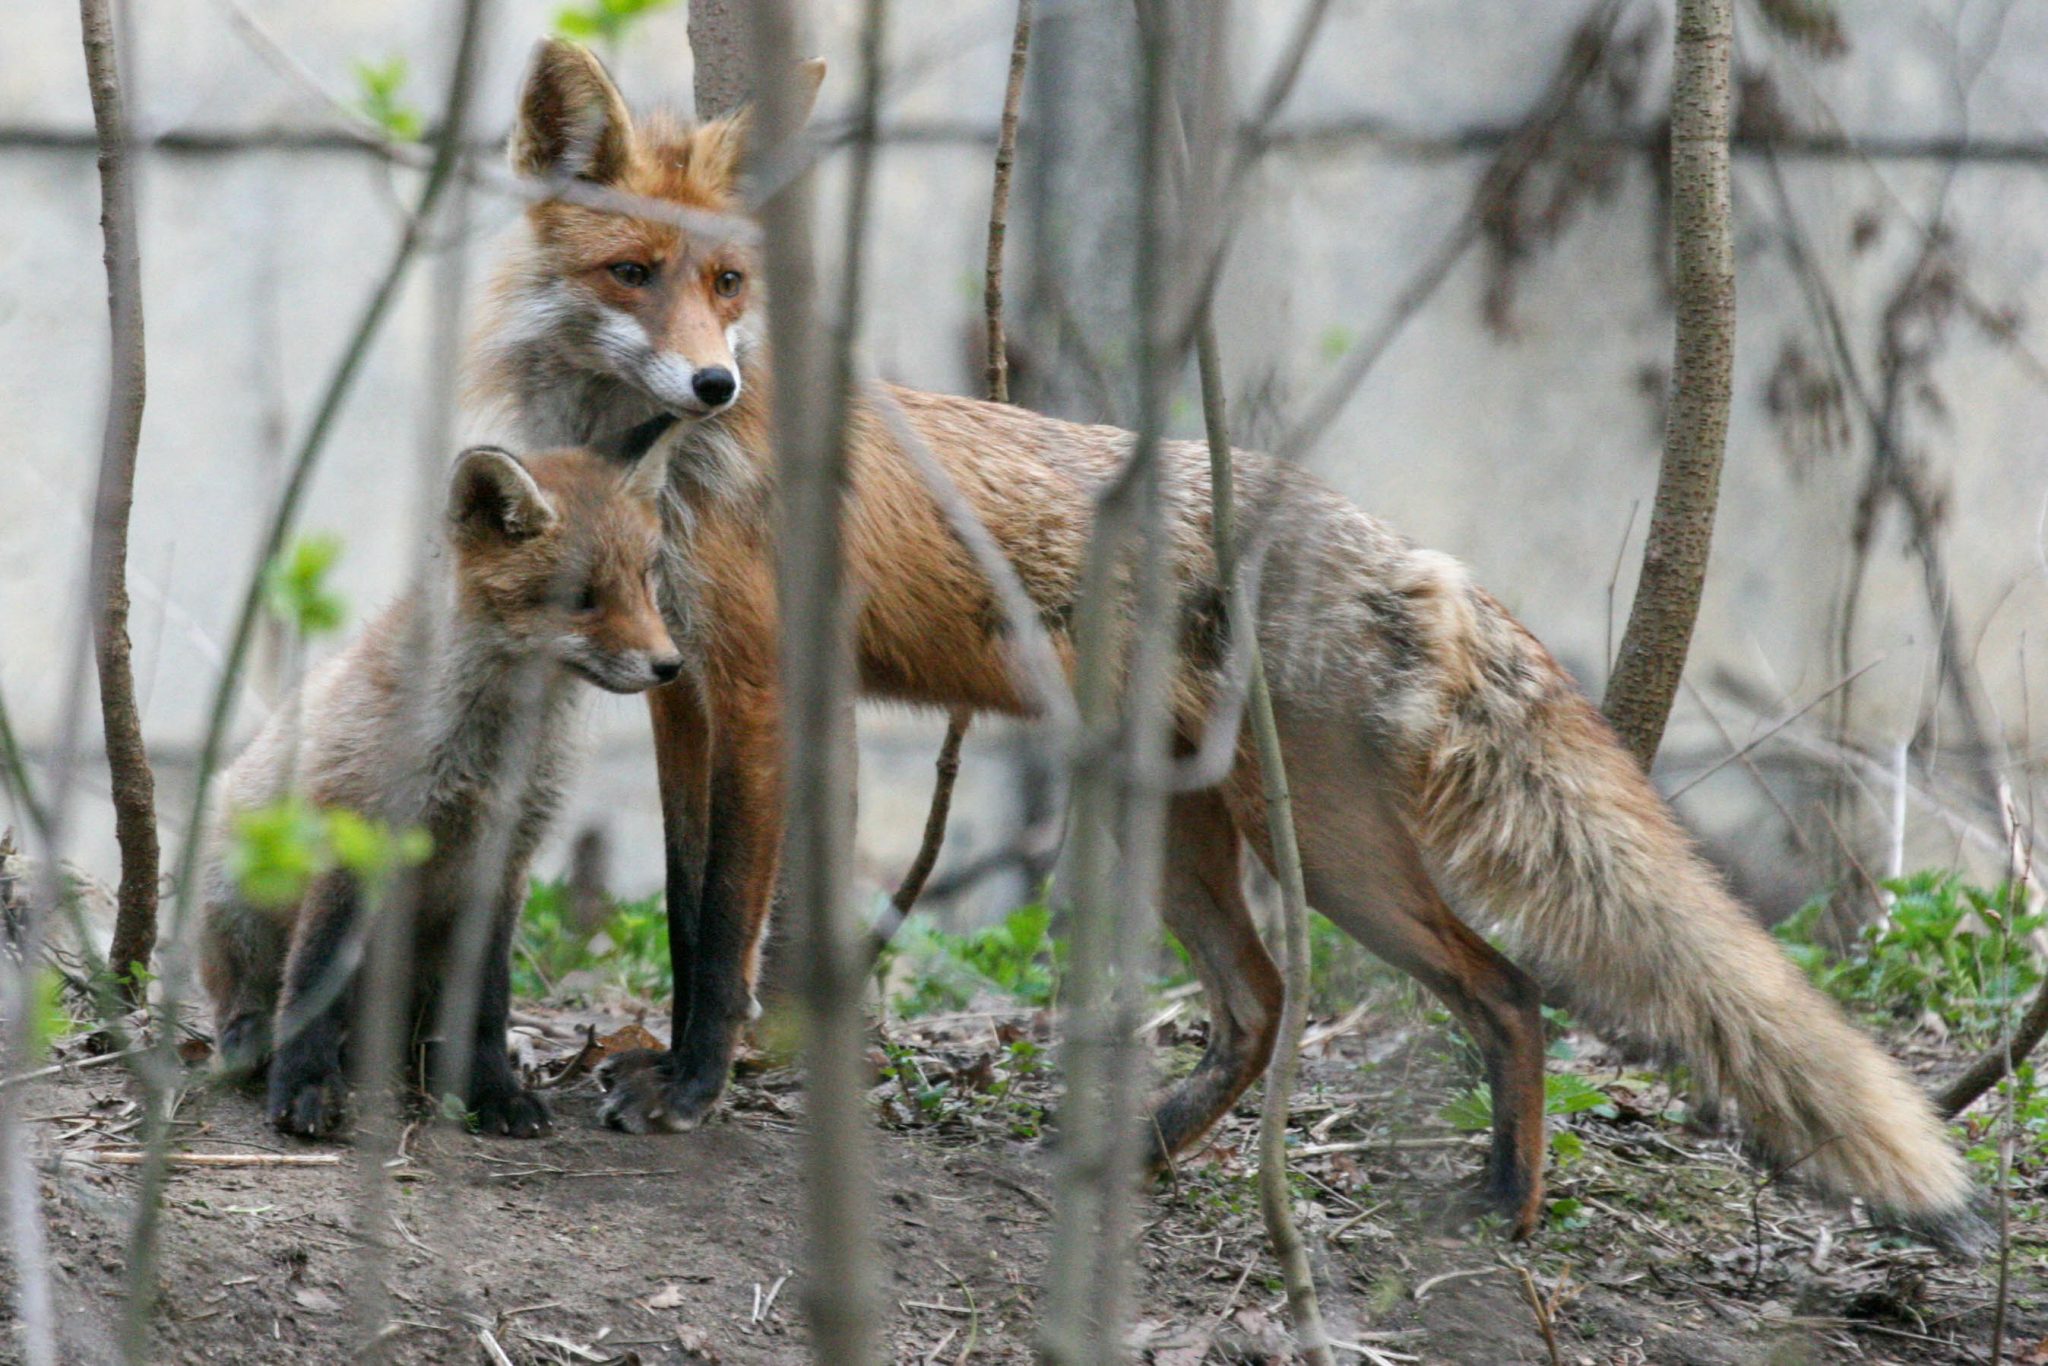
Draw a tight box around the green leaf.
[553,0,676,43]
[352,57,424,143]
[1442,1087,1492,1132]
[229,797,328,907]
[263,533,348,638]
[27,967,74,1062]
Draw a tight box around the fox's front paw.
[269,1067,348,1138]
[595,1048,726,1134]
[470,1081,552,1139]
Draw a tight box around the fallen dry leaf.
[595,1023,663,1060]
[642,1283,691,1311]
[675,1325,719,1362]
[290,1286,342,1315]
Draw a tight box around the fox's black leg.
[268,870,364,1137]
[462,886,550,1137]
[601,682,778,1134]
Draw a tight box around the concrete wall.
[4,1,2043,927]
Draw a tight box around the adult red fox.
[200,423,683,1138]
[470,38,1979,1245]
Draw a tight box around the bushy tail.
[1410,600,1980,1248]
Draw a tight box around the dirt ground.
[4,994,2041,1365]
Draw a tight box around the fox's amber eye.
[608,261,653,288]
[713,269,744,298]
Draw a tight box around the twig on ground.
[1411,1266,1505,1302]
[1512,1264,1567,1366]
[78,1151,341,1168]
[0,1045,150,1090]
[477,1328,515,1366]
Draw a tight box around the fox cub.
[200,420,681,1138]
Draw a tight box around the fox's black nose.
[651,654,685,684]
[692,366,737,407]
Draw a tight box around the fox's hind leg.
[199,894,288,1081]
[1145,788,1284,1165]
[1274,715,1549,1238]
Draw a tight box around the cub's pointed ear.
[449,447,557,540]
[592,413,680,499]
[509,37,633,184]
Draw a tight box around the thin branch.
[868,708,969,960]
[1042,2,1179,1356]
[1201,231,1340,1366]
[1161,1,1629,801]
[215,0,758,248]
[983,0,1032,407]
[0,686,51,843]
[865,385,1077,733]
[1665,656,1884,800]
[1159,5,1332,1355]
[1936,790,2045,1118]
[81,0,160,1004]
[871,0,1032,958]
[1266,0,1625,470]
[748,0,885,1359]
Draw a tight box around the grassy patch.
[1775,870,2042,1040]
[513,879,668,1001]
[882,900,1062,1017]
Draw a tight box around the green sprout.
[553,0,677,45]
[263,533,348,638]
[352,57,424,143]
[229,796,431,909]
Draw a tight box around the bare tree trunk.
[80,0,160,1001]
[690,0,748,120]
[1601,0,1734,769]
[744,0,882,1360]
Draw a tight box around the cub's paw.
[470,1083,552,1139]
[269,1068,349,1138]
[595,1048,725,1134]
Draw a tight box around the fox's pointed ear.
[683,58,825,196]
[510,37,633,184]
[449,447,557,540]
[592,413,680,499]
